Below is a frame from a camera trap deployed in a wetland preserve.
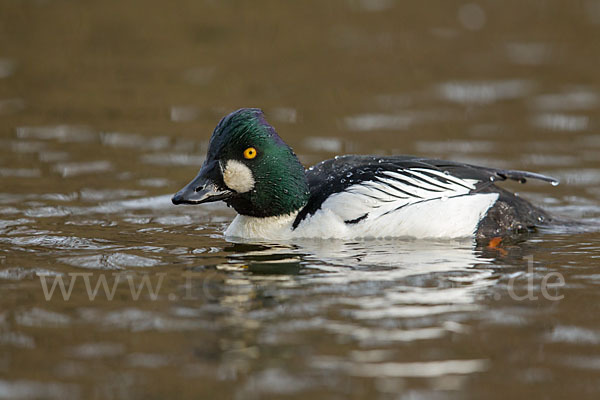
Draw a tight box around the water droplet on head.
[443,170,450,175]
[551,180,560,186]
[489,176,495,182]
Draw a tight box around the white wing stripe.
[383,170,453,192]
[348,181,410,200]
[403,170,462,190]
[382,169,476,193]
[411,168,477,189]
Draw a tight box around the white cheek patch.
[222,160,255,193]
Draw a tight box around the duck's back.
[291,155,554,239]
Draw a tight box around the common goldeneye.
[172,108,558,240]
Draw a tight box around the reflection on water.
[437,80,533,105]
[1,0,600,398]
[533,113,590,132]
[0,58,16,79]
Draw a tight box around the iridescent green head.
[172,108,310,217]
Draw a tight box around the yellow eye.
[243,147,257,160]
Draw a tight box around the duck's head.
[172,108,310,217]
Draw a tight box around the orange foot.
[488,237,502,248]
[487,237,507,255]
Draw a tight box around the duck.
[171,108,558,241]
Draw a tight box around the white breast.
[225,213,298,239]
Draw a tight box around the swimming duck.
[172,108,557,240]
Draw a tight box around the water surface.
[1,1,600,399]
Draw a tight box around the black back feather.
[292,155,558,229]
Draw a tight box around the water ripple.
[545,325,600,344]
[100,308,215,332]
[53,161,112,177]
[344,112,430,131]
[505,42,551,65]
[68,343,126,359]
[533,113,589,132]
[141,153,205,166]
[15,308,71,328]
[0,380,80,400]
[0,236,113,250]
[0,98,25,115]
[0,58,16,79]
[170,106,200,122]
[0,168,40,178]
[59,253,160,269]
[312,357,489,378]
[0,267,59,281]
[532,89,598,111]
[16,125,96,142]
[100,132,170,150]
[437,80,533,104]
[0,331,35,349]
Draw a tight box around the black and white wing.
[292,155,557,236]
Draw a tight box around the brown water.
[1,0,600,399]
